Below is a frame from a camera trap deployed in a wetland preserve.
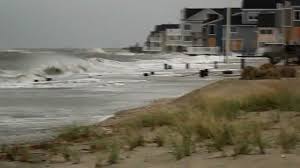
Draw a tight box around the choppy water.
[0,49,268,144]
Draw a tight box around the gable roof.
[183,8,204,20]
[242,0,283,9]
[258,14,276,27]
[202,8,243,25]
[154,24,179,32]
[289,0,300,6]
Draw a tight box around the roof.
[242,0,283,9]
[258,13,276,27]
[222,13,243,25]
[154,24,179,32]
[202,8,243,25]
[183,8,204,19]
[289,0,300,6]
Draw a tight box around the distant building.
[143,24,181,53]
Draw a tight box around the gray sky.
[0,0,241,48]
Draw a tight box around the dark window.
[208,25,215,35]
[260,29,273,34]
[184,24,191,30]
[231,27,237,33]
[184,36,192,41]
[294,11,300,20]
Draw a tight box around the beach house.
[143,24,180,53]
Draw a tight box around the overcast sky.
[0,0,241,48]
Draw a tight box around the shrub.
[277,127,298,153]
[280,66,296,78]
[241,66,259,80]
[259,63,275,70]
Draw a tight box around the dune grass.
[11,79,298,164]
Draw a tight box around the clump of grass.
[277,126,298,153]
[138,111,175,128]
[90,138,110,152]
[108,140,120,164]
[208,120,234,151]
[124,128,144,151]
[3,146,19,161]
[58,125,101,142]
[232,122,267,156]
[170,121,195,160]
[153,128,168,147]
[241,94,279,112]
[44,66,64,75]
[206,99,241,120]
[95,154,105,168]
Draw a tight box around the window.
[260,29,273,34]
[231,27,237,33]
[294,10,300,21]
[184,24,191,30]
[208,25,216,35]
[248,12,259,21]
[184,36,192,41]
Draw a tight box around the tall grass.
[277,126,298,153]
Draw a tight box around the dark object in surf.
[204,69,209,76]
[214,61,218,69]
[34,80,39,82]
[143,73,149,77]
[46,78,53,81]
[199,69,209,78]
[150,72,155,75]
[168,65,173,70]
[186,63,190,69]
[164,64,168,70]
[223,70,233,75]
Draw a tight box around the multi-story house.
[180,8,226,48]
[282,0,300,44]
[143,24,180,53]
[165,27,183,52]
[201,8,258,55]
[242,0,286,50]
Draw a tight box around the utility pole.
[225,7,231,63]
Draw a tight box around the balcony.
[166,40,182,46]
[149,37,162,42]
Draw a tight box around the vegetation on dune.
[2,79,300,164]
[241,64,297,80]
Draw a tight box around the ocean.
[0,49,266,144]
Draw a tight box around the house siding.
[222,26,257,54]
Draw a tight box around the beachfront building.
[242,0,286,50]
[282,0,300,45]
[143,24,180,53]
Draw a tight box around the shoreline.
[1,77,300,168]
[0,78,217,146]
